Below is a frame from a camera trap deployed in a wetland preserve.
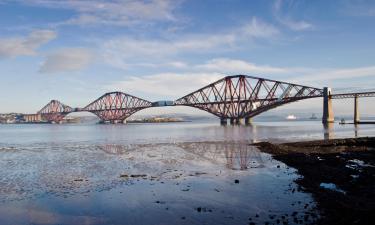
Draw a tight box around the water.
[0,121,374,225]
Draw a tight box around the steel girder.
[38,100,73,123]
[331,91,375,99]
[174,75,324,119]
[83,92,152,122]
[36,75,326,123]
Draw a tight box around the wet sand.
[0,141,319,225]
[254,137,375,225]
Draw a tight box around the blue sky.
[0,0,375,116]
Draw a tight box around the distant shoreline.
[126,120,191,124]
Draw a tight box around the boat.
[286,114,297,120]
[310,113,318,120]
[339,118,346,124]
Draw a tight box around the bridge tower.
[322,87,334,124]
[354,95,360,124]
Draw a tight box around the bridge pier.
[245,117,252,125]
[238,118,246,125]
[323,122,335,140]
[220,118,227,126]
[322,87,334,124]
[225,118,250,125]
[354,95,360,124]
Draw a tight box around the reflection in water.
[99,144,128,155]
[250,124,258,143]
[323,122,335,140]
[1,121,373,225]
[354,124,359,138]
[175,142,263,170]
[224,144,262,170]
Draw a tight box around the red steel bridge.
[24,75,375,124]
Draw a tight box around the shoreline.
[253,137,375,225]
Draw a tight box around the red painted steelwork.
[37,100,73,123]
[174,75,324,119]
[36,75,331,123]
[83,92,152,123]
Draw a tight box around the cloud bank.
[0,30,56,59]
[39,48,93,73]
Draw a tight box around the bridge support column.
[245,117,252,125]
[323,122,334,140]
[220,118,227,126]
[322,87,334,124]
[237,118,245,125]
[354,95,360,124]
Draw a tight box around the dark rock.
[130,174,147,178]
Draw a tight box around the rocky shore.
[254,137,375,225]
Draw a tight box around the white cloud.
[102,17,279,70]
[292,66,375,83]
[0,30,56,59]
[16,0,180,26]
[102,34,235,64]
[273,0,313,31]
[342,0,375,17]
[241,17,279,38]
[106,72,223,98]
[39,48,94,73]
[195,58,288,74]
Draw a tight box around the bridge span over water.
[23,75,375,125]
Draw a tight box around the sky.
[0,0,375,116]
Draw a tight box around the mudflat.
[254,137,375,225]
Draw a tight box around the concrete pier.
[323,122,334,140]
[322,87,334,124]
[220,118,227,126]
[354,95,360,124]
[245,117,252,125]
[238,118,245,125]
[23,114,42,123]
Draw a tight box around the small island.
[126,117,187,123]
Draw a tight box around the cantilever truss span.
[38,100,74,123]
[83,92,152,123]
[36,75,325,123]
[174,75,324,119]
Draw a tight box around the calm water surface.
[0,121,374,225]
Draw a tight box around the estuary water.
[0,120,374,225]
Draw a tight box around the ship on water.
[310,113,318,120]
[286,114,297,120]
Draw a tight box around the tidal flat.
[0,141,319,225]
[1,122,374,225]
